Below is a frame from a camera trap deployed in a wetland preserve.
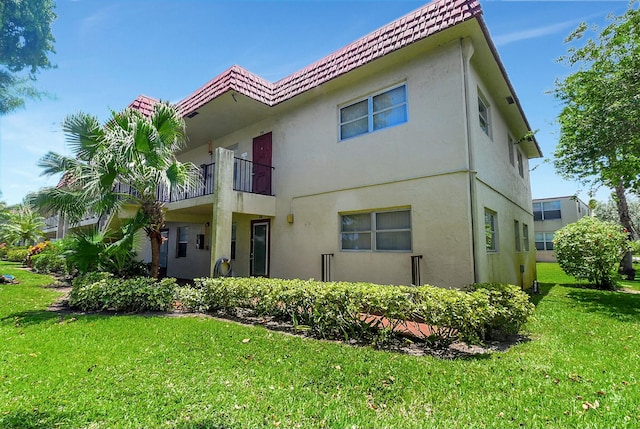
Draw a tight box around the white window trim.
[523,223,530,251]
[339,83,408,141]
[340,209,412,252]
[478,91,491,139]
[485,209,498,252]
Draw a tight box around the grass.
[1,261,639,428]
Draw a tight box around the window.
[523,224,530,251]
[517,150,524,177]
[535,232,554,251]
[514,220,521,251]
[339,84,407,140]
[508,135,515,166]
[485,209,498,252]
[341,209,411,251]
[478,93,491,137]
[533,201,561,221]
[177,226,189,258]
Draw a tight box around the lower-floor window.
[177,226,189,257]
[535,231,554,251]
[340,209,411,251]
[485,209,498,252]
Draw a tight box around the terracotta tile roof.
[128,94,159,117]
[176,0,481,115]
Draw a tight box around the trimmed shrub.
[6,247,28,263]
[183,277,533,345]
[69,276,177,312]
[554,216,629,289]
[30,252,69,275]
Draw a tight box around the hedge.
[69,274,177,312]
[176,278,534,345]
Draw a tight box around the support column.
[210,147,235,277]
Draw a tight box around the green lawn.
[1,261,639,428]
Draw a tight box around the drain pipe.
[460,37,479,284]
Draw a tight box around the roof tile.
[176,0,481,115]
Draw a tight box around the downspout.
[460,37,479,283]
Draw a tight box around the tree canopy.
[0,0,56,114]
[553,2,640,192]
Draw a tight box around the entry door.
[252,132,272,195]
[250,220,270,277]
[159,230,169,278]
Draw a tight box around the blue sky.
[0,0,630,206]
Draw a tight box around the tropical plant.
[553,216,629,289]
[31,101,200,278]
[0,203,45,246]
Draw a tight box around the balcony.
[115,158,274,204]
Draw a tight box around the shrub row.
[69,273,177,313]
[5,248,28,263]
[177,278,534,345]
[30,252,69,275]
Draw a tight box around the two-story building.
[533,196,591,262]
[47,0,542,288]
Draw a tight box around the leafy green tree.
[0,0,56,113]
[553,3,640,238]
[0,203,45,246]
[31,102,200,278]
[554,217,629,289]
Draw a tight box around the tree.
[0,0,56,113]
[553,3,640,276]
[553,217,629,289]
[593,197,640,231]
[0,203,45,246]
[31,102,200,278]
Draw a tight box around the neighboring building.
[533,196,591,262]
[49,0,543,288]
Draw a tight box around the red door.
[252,132,272,195]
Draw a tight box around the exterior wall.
[272,173,474,287]
[162,221,211,279]
[474,181,537,288]
[533,196,590,262]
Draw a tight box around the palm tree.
[31,101,200,278]
[0,203,45,246]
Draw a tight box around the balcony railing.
[114,159,274,204]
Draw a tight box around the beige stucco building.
[44,0,542,288]
[533,196,591,262]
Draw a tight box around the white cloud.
[493,19,579,47]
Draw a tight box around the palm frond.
[62,112,106,161]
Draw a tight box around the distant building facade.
[533,196,591,262]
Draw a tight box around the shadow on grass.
[566,289,640,322]
[1,310,61,327]
[0,410,76,429]
[529,282,553,306]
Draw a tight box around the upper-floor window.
[339,84,407,140]
[508,135,515,166]
[341,209,411,251]
[533,201,561,221]
[485,209,498,252]
[478,92,491,138]
[517,150,524,178]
